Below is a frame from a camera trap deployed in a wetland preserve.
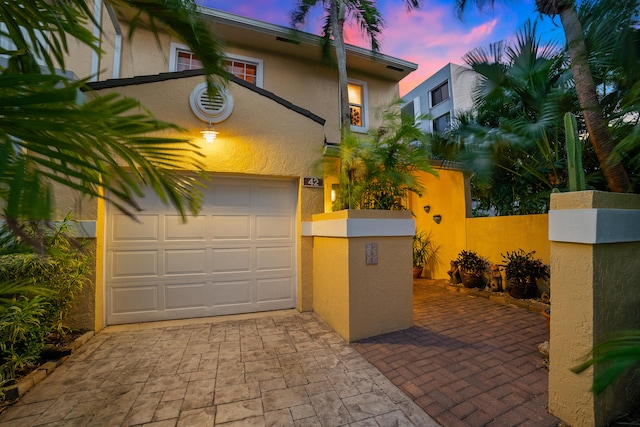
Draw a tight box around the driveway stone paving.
[0,311,438,427]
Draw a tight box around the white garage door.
[105,176,297,325]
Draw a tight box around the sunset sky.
[196,0,563,95]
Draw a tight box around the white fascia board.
[302,218,415,237]
[549,208,640,244]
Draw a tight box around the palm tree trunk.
[331,0,351,140]
[558,4,631,192]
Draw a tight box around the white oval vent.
[189,82,234,123]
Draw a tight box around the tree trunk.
[557,3,631,192]
[331,0,350,140]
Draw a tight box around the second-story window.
[170,43,264,87]
[176,49,202,71]
[347,79,368,132]
[433,112,450,133]
[431,81,449,106]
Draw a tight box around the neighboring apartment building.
[55,6,417,329]
[401,63,477,134]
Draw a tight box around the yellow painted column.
[548,191,640,426]
[307,210,414,342]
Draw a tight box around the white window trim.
[169,42,264,88]
[348,78,369,134]
[412,97,421,125]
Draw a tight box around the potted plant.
[455,250,490,288]
[413,231,440,279]
[501,249,549,299]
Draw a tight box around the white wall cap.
[302,218,415,237]
[549,208,640,244]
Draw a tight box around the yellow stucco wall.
[311,210,414,342]
[409,167,470,279]
[548,191,640,426]
[312,236,351,339]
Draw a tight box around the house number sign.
[302,177,324,188]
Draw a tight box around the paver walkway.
[0,310,437,426]
[352,280,560,427]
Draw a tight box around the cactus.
[564,112,586,191]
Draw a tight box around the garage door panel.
[212,216,251,240]
[256,247,293,271]
[165,249,207,275]
[256,215,293,239]
[113,214,158,242]
[165,215,207,241]
[112,286,158,313]
[211,183,252,207]
[255,185,295,210]
[111,250,158,278]
[256,277,293,302]
[106,176,297,325]
[212,280,252,305]
[212,248,251,273]
[165,283,207,309]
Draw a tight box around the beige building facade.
[57,5,417,331]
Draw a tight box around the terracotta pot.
[412,266,423,279]
[508,277,537,299]
[461,272,483,288]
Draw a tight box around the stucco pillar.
[304,210,414,342]
[548,191,640,426]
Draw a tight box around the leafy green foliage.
[0,216,91,393]
[0,0,229,236]
[327,103,437,210]
[572,331,640,395]
[413,230,439,269]
[500,249,549,283]
[454,250,490,275]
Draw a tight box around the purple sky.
[196,0,562,96]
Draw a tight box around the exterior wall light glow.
[201,122,219,143]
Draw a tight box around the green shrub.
[0,214,91,393]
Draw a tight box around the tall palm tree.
[0,0,228,237]
[455,0,633,193]
[291,0,422,139]
[448,21,573,214]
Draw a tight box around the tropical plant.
[0,215,91,393]
[500,249,549,299]
[445,20,572,215]
[455,250,490,275]
[455,0,633,193]
[326,102,437,210]
[291,0,422,139]
[0,296,48,387]
[0,0,229,245]
[571,330,640,395]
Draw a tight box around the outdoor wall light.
[200,121,219,143]
[433,214,442,224]
[331,184,339,202]
[423,205,431,213]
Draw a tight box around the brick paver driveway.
[353,281,560,427]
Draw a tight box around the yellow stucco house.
[59,5,421,332]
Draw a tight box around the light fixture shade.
[201,123,219,143]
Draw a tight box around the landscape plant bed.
[1,330,94,408]
[420,278,550,314]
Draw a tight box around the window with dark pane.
[430,81,449,106]
[433,113,450,133]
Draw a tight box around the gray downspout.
[90,0,102,82]
[105,3,122,79]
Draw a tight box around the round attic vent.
[189,82,234,123]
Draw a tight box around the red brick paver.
[352,280,560,427]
